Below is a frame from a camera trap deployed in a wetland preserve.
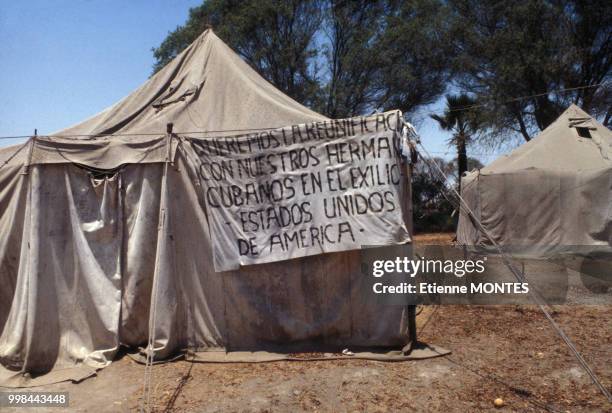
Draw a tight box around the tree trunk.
[457,133,468,192]
[533,96,560,131]
[514,110,532,142]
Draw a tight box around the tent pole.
[406,305,417,352]
[404,152,417,353]
[141,123,174,413]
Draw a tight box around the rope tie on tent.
[141,124,174,413]
[404,121,612,403]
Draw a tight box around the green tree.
[152,0,453,118]
[321,0,454,117]
[322,0,388,118]
[467,156,484,172]
[412,155,483,232]
[450,0,612,141]
[377,0,455,114]
[430,94,481,188]
[412,157,455,233]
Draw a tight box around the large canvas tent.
[457,105,612,256]
[0,30,417,385]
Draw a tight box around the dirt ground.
[5,233,612,412]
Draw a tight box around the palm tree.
[430,94,481,191]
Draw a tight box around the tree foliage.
[377,0,455,116]
[412,155,483,232]
[153,0,610,135]
[322,0,388,117]
[412,157,455,233]
[450,0,612,141]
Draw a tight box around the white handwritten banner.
[188,111,411,271]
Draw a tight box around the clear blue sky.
[0,1,501,163]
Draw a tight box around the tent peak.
[196,27,215,39]
[52,24,326,138]
[559,103,592,120]
[479,104,611,174]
